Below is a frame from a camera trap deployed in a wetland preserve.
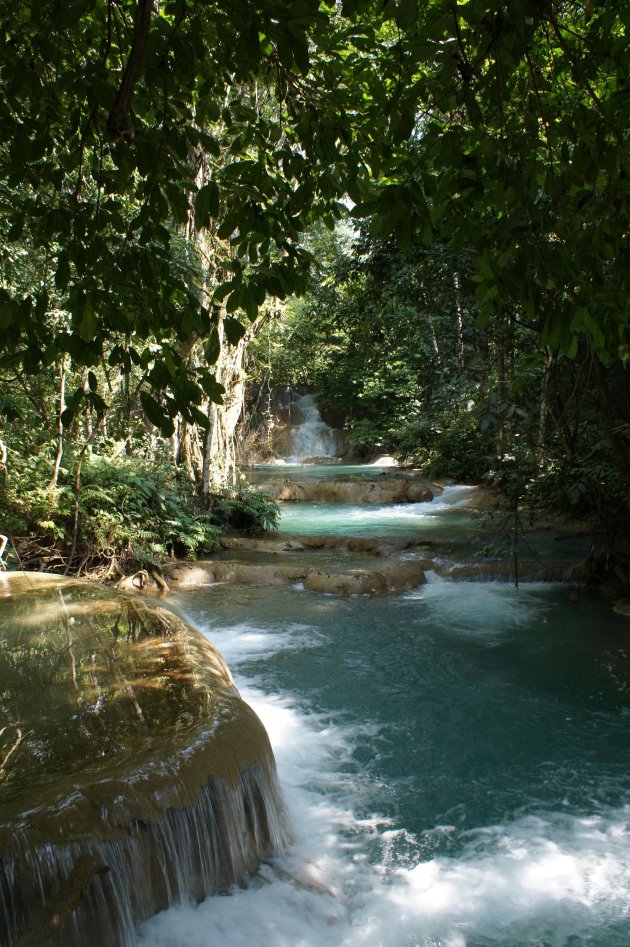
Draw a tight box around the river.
[139,479,630,947]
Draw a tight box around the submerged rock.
[0,573,291,947]
[164,544,427,596]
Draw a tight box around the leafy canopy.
[0,0,628,429]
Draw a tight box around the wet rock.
[162,542,426,597]
[303,560,425,595]
[0,574,290,947]
[220,534,409,558]
[440,561,576,582]
[256,478,433,504]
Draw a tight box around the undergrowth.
[0,450,278,577]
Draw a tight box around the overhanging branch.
[107,0,154,140]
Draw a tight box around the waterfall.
[0,576,292,947]
[1,767,290,947]
[285,394,337,462]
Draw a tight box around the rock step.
[254,478,434,504]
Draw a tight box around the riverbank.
[117,476,597,602]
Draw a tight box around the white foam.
[368,455,398,467]
[405,573,555,637]
[353,809,630,946]
[180,618,319,666]
[140,651,630,947]
[140,589,630,947]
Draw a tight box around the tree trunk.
[496,339,507,456]
[537,346,554,467]
[48,358,66,489]
[202,312,254,495]
[453,271,465,367]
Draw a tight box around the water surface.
[141,577,630,947]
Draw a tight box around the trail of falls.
[278,484,479,538]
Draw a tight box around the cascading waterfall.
[284,393,337,461]
[1,767,289,947]
[0,576,292,947]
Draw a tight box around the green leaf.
[204,326,221,364]
[140,392,175,436]
[55,254,71,291]
[224,316,246,344]
[78,299,98,342]
[194,180,220,230]
[61,387,85,425]
[199,373,225,403]
[187,405,210,429]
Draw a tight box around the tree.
[1,0,628,431]
[0,0,399,431]
[352,0,630,363]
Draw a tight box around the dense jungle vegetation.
[0,0,628,584]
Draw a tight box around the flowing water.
[139,492,630,946]
[277,484,478,539]
[283,393,338,461]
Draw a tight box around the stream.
[139,472,630,947]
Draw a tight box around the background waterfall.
[285,394,337,461]
[251,389,344,462]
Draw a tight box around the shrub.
[211,485,279,535]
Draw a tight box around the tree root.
[151,570,170,595]
[13,854,109,947]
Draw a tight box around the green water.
[277,484,479,539]
[138,473,630,944]
[143,577,630,947]
[276,486,588,567]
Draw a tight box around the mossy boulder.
[0,573,290,947]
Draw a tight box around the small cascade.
[2,766,289,947]
[284,394,338,462]
[0,575,292,947]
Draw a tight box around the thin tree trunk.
[537,346,554,467]
[453,271,465,367]
[496,340,507,456]
[65,413,104,574]
[48,358,67,489]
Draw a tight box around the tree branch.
[107,0,154,140]
[14,855,109,947]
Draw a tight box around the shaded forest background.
[0,0,628,588]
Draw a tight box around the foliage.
[0,0,629,578]
[1,450,221,574]
[0,0,404,431]
[352,2,630,364]
[0,1,627,433]
[211,484,279,535]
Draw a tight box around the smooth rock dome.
[0,573,290,947]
